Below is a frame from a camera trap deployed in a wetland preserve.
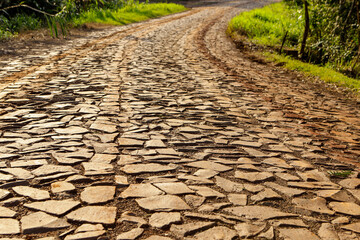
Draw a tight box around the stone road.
[0,0,359,239]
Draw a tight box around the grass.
[328,170,353,178]
[264,52,360,93]
[228,2,360,94]
[227,2,303,47]
[73,3,187,26]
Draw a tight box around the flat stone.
[118,211,147,227]
[339,178,360,189]
[292,197,335,215]
[250,188,282,202]
[145,139,166,148]
[51,181,75,193]
[153,182,194,195]
[144,236,172,240]
[265,182,305,197]
[275,172,300,181]
[270,219,307,227]
[235,171,274,182]
[215,176,243,192]
[235,222,266,238]
[224,206,297,220]
[136,195,191,211]
[318,223,339,240]
[24,200,80,216]
[297,169,330,182]
[290,160,314,170]
[0,189,10,200]
[170,221,215,237]
[81,186,115,204]
[116,228,144,240]
[278,228,320,240]
[21,211,70,234]
[0,206,17,217]
[341,222,360,233]
[32,164,79,176]
[329,202,360,216]
[90,153,117,164]
[258,226,274,240]
[185,195,206,207]
[90,122,117,133]
[193,169,218,178]
[288,181,340,190]
[64,230,106,240]
[198,202,231,212]
[82,162,114,175]
[121,163,176,174]
[185,161,232,172]
[66,206,117,224]
[317,190,354,202]
[194,226,237,240]
[149,212,181,228]
[228,194,247,205]
[120,184,164,198]
[188,185,225,198]
[10,159,48,168]
[237,164,261,172]
[115,175,129,186]
[1,168,34,180]
[0,218,20,234]
[244,183,264,193]
[75,223,104,233]
[263,158,293,169]
[55,126,89,134]
[332,216,350,224]
[13,186,50,200]
[118,138,144,147]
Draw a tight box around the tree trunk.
[300,0,309,59]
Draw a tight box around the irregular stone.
[1,168,34,180]
[64,230,106,240]
[21,211,70,234]
[185,161,232,172]
[144,236,172,240]
[215,176,243,192]
[115,175,129,186]
[193,169,218,178]
[318,223,340,240]
[258,226,274,239]
[51,181,75,193]
[118,138,144,147]
[235,171,274,182]
[188,186,225,198]
[55,126,89,134]
[80,186,115,204]
[117,155,141,166]
[32,164,79,176]
[224,206,297,220]
[278,228,320,240]
[198,202,231,212]
[250,188,282,202]
[232,140,262,148]
[75,223,104,233]
[91,154,116,164]
[149,212,181,228]
[332,216,350,224]
[24,200,80,216]
[339,178,360,189]
[228,194,247,205]
[317,190,354,202]
[185,195,205,207]
[66,206,117,224]
[262,158,293,169]
[120,184,164,198]
[153,182,194,195]
[170,221,215,237]
[289,160,314,170]
[275,172,300,181]
[297,169,330,182]
[121,163,176,174]
[194,226,237,240]
[145,139,166,148]
[237,164,261,172]
[292,197,335,215]
[234,222,266,238]
[116,228,144,240]
[265,182,305,197]
[0,206,17,217]
[244,183,264,193]
[0,218,20,234]
[118,211,147,227]
[90,123,117,133]
[341,222,360,233]
[13,186,50,200]
[0,189,10,200]
[82,162,113,175]
[329,202,360,216]
[136,195,191,211]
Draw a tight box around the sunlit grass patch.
[73,3,187,26]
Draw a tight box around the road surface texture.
[0,0,360,239]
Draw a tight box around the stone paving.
[0,0,359,239]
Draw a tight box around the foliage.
[73,3,186,26]
[227,3,303,47]
[328,170,353,178]
[264,52,360,92]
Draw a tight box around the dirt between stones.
[0,0,359,239]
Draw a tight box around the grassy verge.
[265,52,360,92]
[227,2,360,94]
[73,3,186,26]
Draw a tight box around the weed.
[328,170,353,178]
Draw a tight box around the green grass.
[227,2,303,47]
[73,3,187,26]
[265,52,360,92]
[328,170,353,178]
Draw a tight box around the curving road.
[0,0,359,239]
